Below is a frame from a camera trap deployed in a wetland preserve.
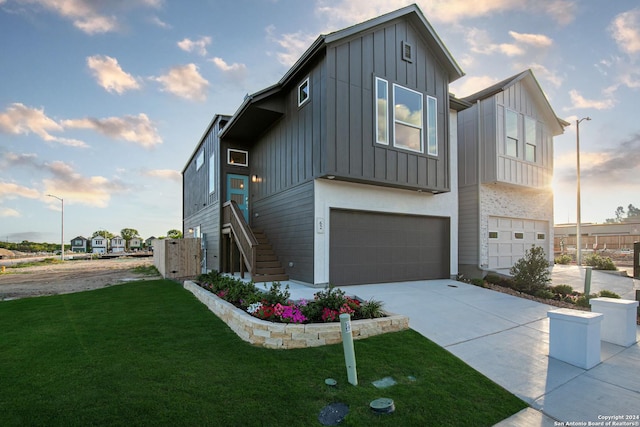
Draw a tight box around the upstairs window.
[426,96,437,156]
[196,150,205,170]
[209,153,215,194]
[375,78,437,155]
[506,109,518,157]
[375,77,388,145]
[228,149,248,166]
[525,116,537,162]
[393,84,423,153]
[298,77,310,107]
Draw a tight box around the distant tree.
[120,228,140,251]
[167,229,183,239]
[92,230,114,240]
[605,204,639,223]
[627,204,640,218]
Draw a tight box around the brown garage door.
[329,209,450,286]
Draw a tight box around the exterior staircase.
[252,230,289,283]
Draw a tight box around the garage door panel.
[488,216,549,269]
[330,210,450,286]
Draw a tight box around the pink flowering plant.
[197,272,385,323]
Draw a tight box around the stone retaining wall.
[184,280,410,349]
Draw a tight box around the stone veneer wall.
[184,280,410,349]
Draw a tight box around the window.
[514,232,524,239]
[227,149,248,166]
[298,77,310,106]
[209,153,215,194]
[537,233,546,240]
[401,41,413,62]
[506,109,518,157]
[489,231,498,239]
[426,96,437,156]
[375,77,388,145]
[393,84,423,152]
[375,78,437,155]
[196,150,205,170]
[525,116,537,162]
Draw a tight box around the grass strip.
[0,280,526,426]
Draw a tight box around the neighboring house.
[554,220,640,253]
[91,236,108,254]
[183,4,465,286]
[111,236,125,253]
[457,69,568,277]
[129,237,142,251]
[70,236,88,253]
[145,237,156,251]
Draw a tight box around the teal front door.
[227,174,249,222]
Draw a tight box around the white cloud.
[450,75,498,98]
[0,103,87,147]
[210,57,248,84]
[314,0,576,26]
[150,15,171,29]
[10,0,162,34]
[152,64,209,101]
[62,113,162,148]
[266,25,317,67]
[87,55,140,94]
[609,8,640,55]
[0,181,40,199]
[42,161,128,208]
[0,207,20,217]
[177,36,212,56]
[567,89,615,110]
[141,169,181,182]
[508,31,553,48]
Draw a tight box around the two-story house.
[129,237,142,252]
[70,236,88,253]
[91,236,108,254]
[457,70,568,277]
[110,236,125,253]
[183,4,465,286]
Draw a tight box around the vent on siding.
[401,41,413,63]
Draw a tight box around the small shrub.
[598,289,621,299]
[259,282,291,305]
[470,278,485,287]
[484,274,502,285]
[551,284,574,296]
[583,253,617,270]
[510,246,551,294]
[358,299,386,319]
[554,254,572,265]
[534,289,555,300]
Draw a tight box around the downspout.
[476,100,485,275]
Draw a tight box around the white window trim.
[392,83,423,153]
[227,149,249,167]
[375,77,389,145]
[524,116,537,163]
[513,231,525,240]
[505,109,519,158]
[298,77,310,107]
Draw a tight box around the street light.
[575,117,591,266]
[47,194,64,261]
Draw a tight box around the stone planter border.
[184,280,409,349]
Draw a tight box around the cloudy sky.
[1,0,638,244]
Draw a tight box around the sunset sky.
[1,0,639,243]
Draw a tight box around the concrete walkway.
[280,266,640,426]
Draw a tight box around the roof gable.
[462,69,567,135]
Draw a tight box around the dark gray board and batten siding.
[324,18,451,192]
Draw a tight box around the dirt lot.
[0,257,159,301]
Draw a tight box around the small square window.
[228,149,248,167]
[537,233,546,240]
[489,231,498,239]
[298,77,310,106]
[514,232,524,239]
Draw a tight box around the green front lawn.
[0,280,526,426]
